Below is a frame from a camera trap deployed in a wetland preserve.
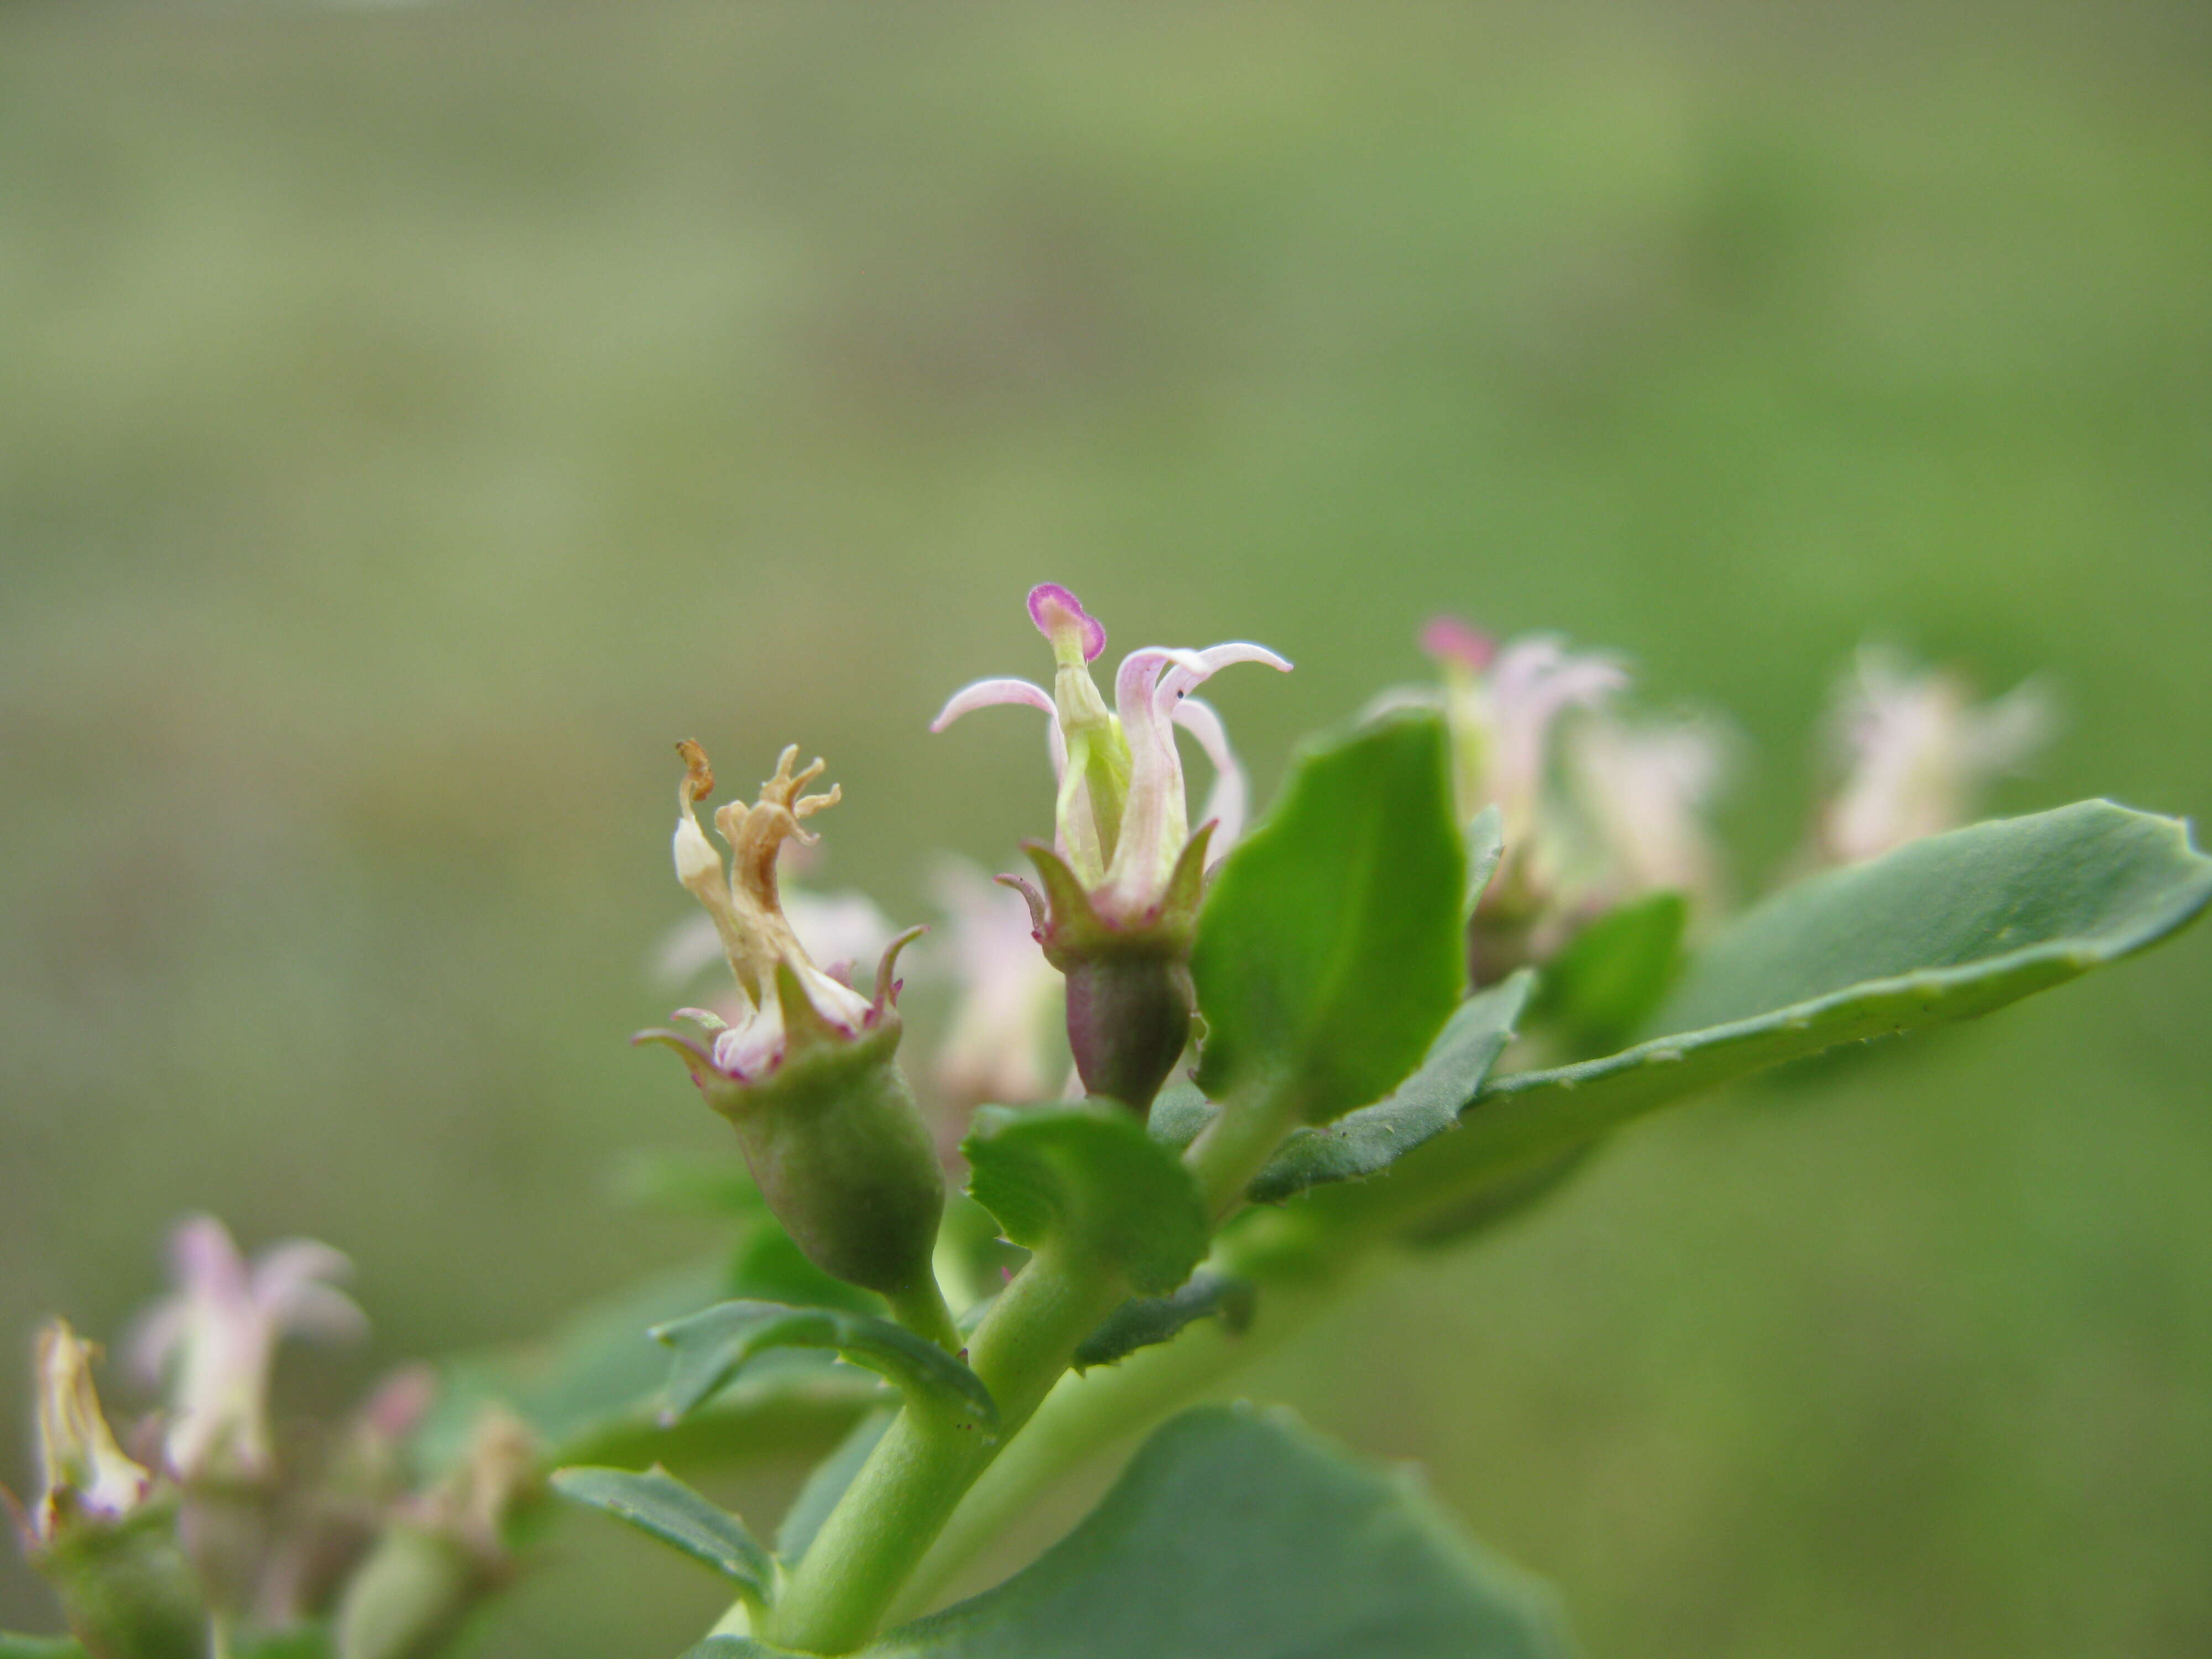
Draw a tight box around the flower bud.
[639,743,950,1327]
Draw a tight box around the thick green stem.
[891,1217,1369,1621]
[1184,1081,1303,1220]
[764,1247,1131,1653]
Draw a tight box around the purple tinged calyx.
[1027,583,1107,664]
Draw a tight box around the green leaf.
[418,1259,875,1473]
[1464,803,1505,919]
[1525,893,1687,1060]
[653,1302,998,1432]
[963,1104,1209,1296]
[684,1405,1569,1659]
[777,1408,897,1566]
[0,1637,87,1658]
[729,1223,881,1317]
[1192,711,1467,1123]
[1144,1074,1213,1153]
[549,1465,774,1596]
[1247,972,1531,1204]
[1072,1272,1257,1373]
[1364,802,2212,1232]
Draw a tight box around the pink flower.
[1566,713,1731,910]
[130,1215,366,1483]
[932,585,1290,925]
[925,858,1068,1109]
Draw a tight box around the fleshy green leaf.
[418,1259,875,1473]
[0,1638,87,1658]
[549,1465,774,1595]
[685,1405,1569,1659]
[777,1409,896,1566]
[1464,804,1505,919]
[1247,972,1531,1204]
[1524,893,1687,1060]
[653,1302,997,1432]
[963,1104,1208,1296]
[1072,1272,1257,1373]
[729,1223,881,1317]
[1144,1074,1213,1153]
[1360,801,2212,1234]
[1192,711,1467,1123]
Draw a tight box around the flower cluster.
[8,1217,536,1659]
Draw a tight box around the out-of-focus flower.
[1566,713,1731,912]
[1819,648,2054,865]
[30,1321,153,1542]
[926,858,1067,1111]
[130,1216,367,1486]
[932,583,1290,926]
[332,1408,540,1659]
[931,584,1290,1110]
[17,1323,209,1659]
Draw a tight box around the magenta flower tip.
[1027,583,1107,662]
[1421,615,1496,672]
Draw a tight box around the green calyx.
[698,1014,948,1311]
[32,1501,208,1659]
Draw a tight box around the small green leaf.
[963,1104,1208,1296]
[549,1465,774,1595]
[1192,711,1467,1123]
[1525,893,1687,1060]
[1464,803,1505,919]
[418,1260,875,1474]
[777,1409,896,1566]
[1363,801,2212,1234]
[689,1405,1571,1659]
[0,1637,88,1658]
[1247,972,1531,1204]
[653,1302,998,1432]
[729,1223,881,1317]
[1144,1074,1213,1153]
[1072,1272,1257,1373]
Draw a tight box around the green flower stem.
[890,1214,1371,1622]
[884,1277,964,1356]
[763,1245,1134,1653]
[1183,1083,1303,1221]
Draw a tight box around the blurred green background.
[3,2,2208,1654]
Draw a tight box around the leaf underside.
[1248,972,1531,1204]
[653,1301,998,1432]
[689,1405,1570,1659]
[1072,1272,1258,1373]
[1355,801,2212,1232]
[418,1258,875,1473]
[549,1464,774,1595]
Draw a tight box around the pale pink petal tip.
[1026,583,1107,661]
[1420,615,1496,672]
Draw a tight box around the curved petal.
[931,676,1067,776]
[930,677,1057,732]
[1172,696,1248,849]
[1156,641,1293,704]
